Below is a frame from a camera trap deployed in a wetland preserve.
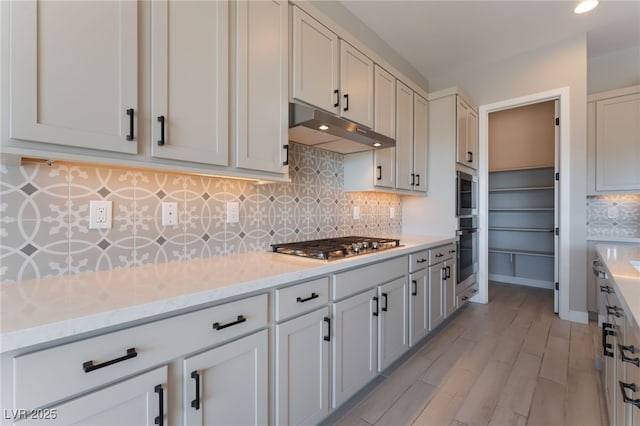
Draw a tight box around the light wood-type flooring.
[332,282,606,426]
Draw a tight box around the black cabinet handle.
[154,384,164,426]
[157,116,165,146]
[417,258,427,264]
[190,371,201,410]
[297,292,319,303]
[467,151,473,163]
[412,280,418,296]
[334,89,340,108]
[415,174,420,187]
[600,285,613,294]
[283,144,289,166]
[602,322,615,358]
[619,381,640,408]
[324,317,331,342]
[83,347,137,373]
[435,253,444,258]
[372,296,379,316]
[442,267,447,282]
[126,108,134,141]
[449,249,456,254]
[410,173,415,186]
[606,305,623,318]
[382,293,388,312]
[446,265,451,279]
[619,344,640,367]
[377,166,382,181]
[343,94,349,111]
[213,315,246,331]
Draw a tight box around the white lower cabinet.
[409,267,429,346]
[429,265,444,329]
[275,308,330,425]
[28,366,167,426]
[378,277,409,371]
[332,288,378,408]
[183,329,268,426]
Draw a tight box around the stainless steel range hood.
[288,103,395,154]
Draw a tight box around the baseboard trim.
[488,274,554,290]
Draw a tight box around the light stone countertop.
[596,244,640,330]
[1,235,454,354]
[588,236,640,244]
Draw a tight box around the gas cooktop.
[271,236,401,261]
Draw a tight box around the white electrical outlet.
[227,202,239,223]
[89,200,112,229]
[162,202,178,226]
[390,207,395,219]
[607,206,618,219]
[353,206,360,220]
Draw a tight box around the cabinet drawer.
[13,293,268,410]
[429,243,456,265]
[275,277,329,322]
[457,284,478,308]
[409,251,429,273]
[332,256,406,301]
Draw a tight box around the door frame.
[476,87,571,321]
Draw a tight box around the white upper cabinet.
[234,0,288,175]
[396,81,414,191]
[340,41,374,128]
[413,93,428,193]
[456,96,478,170]
[9,0,138,153]
[151,0,229,166]
[373,65,396,188]
[592,89,640,192]
[291,7,340,114]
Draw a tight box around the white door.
[409,269,429,346]
[183,330,268,426]
[291,7,339,114]
[554,99,560,314]
[429,265,444,329]
[275,308,330,426]
[378,277,409,371]
[374,65,396,139]
[395,81,414,190]
[340,41,374,127]
[413,93,428,193]
[151,0,229,165]
[234,0,288,175]
[444,260,457,316]
[468,109,479,169]
[374,148,396,188]
[332,289,377,408]
[34,367,167,425]
[456,97,469,166]
[9,0,138,153]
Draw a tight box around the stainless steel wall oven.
[456,171,477,217]
[457,215,478,288]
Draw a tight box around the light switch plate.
[390,207,395,219]
[607,206,618,219]
[162,202,178,226]
[353,206,360,220]
[89,200,112,229]
[226,202,239,223]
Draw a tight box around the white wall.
[429,36,588,315]
[588,45,640,94]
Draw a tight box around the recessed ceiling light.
[373,142,382,147]
[318,124,329,131]
[574,0,599,14]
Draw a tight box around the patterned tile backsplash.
[587,194,640,238]
[0,143,402,283]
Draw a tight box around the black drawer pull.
[446,265,451,279]
[126,108,134,141]
[600,285,613,294]
[213,315,246,331]
[467,151,473,163]
[411,280,418,296]
[154,384,164,426]
[157,115,165,146]
[435,253,444,258]
[602,322,614,358]
[324,317,331,342]
[619,381,640,408]
[283,144,289,166]
[619,344,640,367]
[191,370,201,410]
[417,258,427,264]
[297,292,319,303]
[449,249,456,254]
[381,293,388,312]
[606,305,623,318]
[372,296,379,317]
[83,347,138,373]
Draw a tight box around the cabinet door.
[467,109,479,170]
[456,97,469,166]
[374,148,396,188]
[184,330,268,426]
[429,264,444,329]
[413,93,428,193]
[332,289,377,408]
[395,81,414,190]
[33,367,167,426]
[9,1,137,153]
[235,0,288,175]
[596,93,640,191]
[374,65,396,139]
[378,277,409,371]
[339,41,374,127]
[151,0,229,165]
[291,7,339,114]
[409,268,429,346]
[275,308,330,426]
[444,260,457,317]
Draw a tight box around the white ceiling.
[340,0,640,86]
